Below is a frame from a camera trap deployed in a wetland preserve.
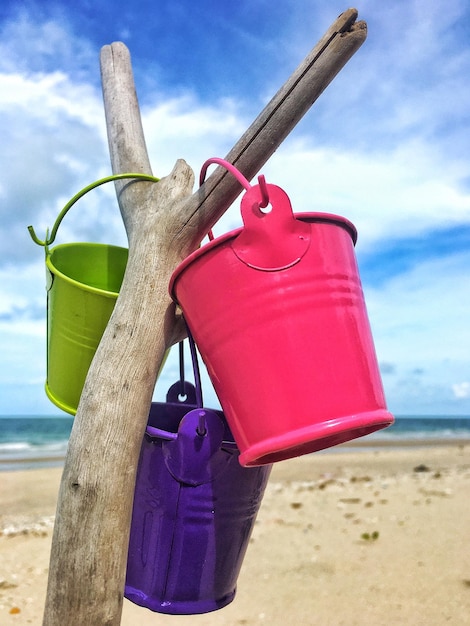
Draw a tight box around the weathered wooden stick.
[42,162,195,626]
[176,8,367,252]
[43,9,366,625]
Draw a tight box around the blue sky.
[0,0,469,416]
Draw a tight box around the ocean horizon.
[1,413,469,472]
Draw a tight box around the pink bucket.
[169,162,393,466]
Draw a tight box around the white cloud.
[0,69,111,264]
[362,251,470,413]
[452,382,470,399]
[142,94,248,181]
[0,7,95,76]
[259,139,470,249]
[1,0,469,415]
[366,251,470,360]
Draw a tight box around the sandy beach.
[1,443,469,625]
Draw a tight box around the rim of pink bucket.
[169,212,358,302]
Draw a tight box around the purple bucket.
[125,342,272,615]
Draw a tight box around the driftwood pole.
[43,9,366,625]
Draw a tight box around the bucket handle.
[146,329,238,450]
[145,325,206,440]
[187,328,206,435]
[200,157,270,241]
[199,158,310,270]
[186,325,238,449]
[27,173,160,247]
[199,157,269,209]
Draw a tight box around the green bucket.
[29,173,159,415]
[45,242,128,414]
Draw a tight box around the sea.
[0,414,469,472]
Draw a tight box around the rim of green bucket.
[46,242,127,299]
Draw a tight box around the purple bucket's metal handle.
[145,342,198,441]
[186,325,238,449]
[145,328,208,440]
[161,331,235,485]
[144,319,237,450]
[187,327,206,434]
[145,425,177,441]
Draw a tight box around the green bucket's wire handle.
[28,173,160,247]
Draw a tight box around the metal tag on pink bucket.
[233,183,311,270]
[169,158,394,467]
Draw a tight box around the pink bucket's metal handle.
[199,158,311,271]
[199,157,253,192]
[200,158,269,241]
[257,175,270,209]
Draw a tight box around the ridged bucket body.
[45,242,127,414]
[125,400,271,614]
[170,210,393,466]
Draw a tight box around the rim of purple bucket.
[169,212,358,302]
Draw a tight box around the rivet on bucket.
[170,158,394,466]
[28,173,160,415]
